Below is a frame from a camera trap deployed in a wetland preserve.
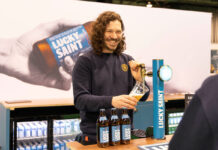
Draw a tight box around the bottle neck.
[111,109,117,116]
[99,109,106,117]
[140,65,146,83]
[122,108,128,115]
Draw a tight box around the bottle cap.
[100,108,105,111]
[111,108,117,110]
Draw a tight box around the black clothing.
[72,51,149,144]
[169,75,218,150]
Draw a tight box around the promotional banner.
[0,0,211,101]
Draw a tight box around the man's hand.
[112,95,138,110]
[129,60,142,82]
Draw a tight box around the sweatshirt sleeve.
[72,56,113,112]
[168,94,213,150]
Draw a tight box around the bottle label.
[23,124,31,137]
[17,124,25,138]
[122,114,129,119]
[122,124,131,140]
[46,25,92,66]
[99,116,107,122]
[111,115,119,120]
[99,126,109,143]
[112,125,120,142]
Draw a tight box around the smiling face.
[102,20,123,53]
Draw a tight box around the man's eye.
[106,30,113,33]
[106,30,122,35]
[116,31,122,34]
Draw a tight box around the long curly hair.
[91,11,126,55]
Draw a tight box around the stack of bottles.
[16,119,81,150]
[17,119,81,139]
[17,121,47,139]
[16,138,74,150]
[97,108,131,148]
[17,140,47,150]
[167,112,184,134]
[53,119,81,136]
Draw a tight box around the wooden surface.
[67,135,173,150]
[1,98,74,110]
[1,93,185,110]
[147,93,185,102]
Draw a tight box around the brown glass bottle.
[109,108,120,146]
[97,108,109,148]
[33,21,93,72]
[120,108,131,144]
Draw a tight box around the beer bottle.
[109,108,120,146]
[33,21,93,72]
[120,108,131,144]
[97,108,109,148]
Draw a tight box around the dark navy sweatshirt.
[72,51,149,143]
[169,75,218,150]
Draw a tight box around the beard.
[104,38,121,52]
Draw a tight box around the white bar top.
[1,98,74,110]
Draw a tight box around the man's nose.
[110,32,118,39]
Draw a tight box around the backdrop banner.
[0,0,211,101]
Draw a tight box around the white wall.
[212,43,218,50]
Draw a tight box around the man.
[168,75,218,150]
[72,11,150,145]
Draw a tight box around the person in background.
[72,11,150,145]
[169,74,218,150]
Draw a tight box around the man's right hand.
[112,95,138,110]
